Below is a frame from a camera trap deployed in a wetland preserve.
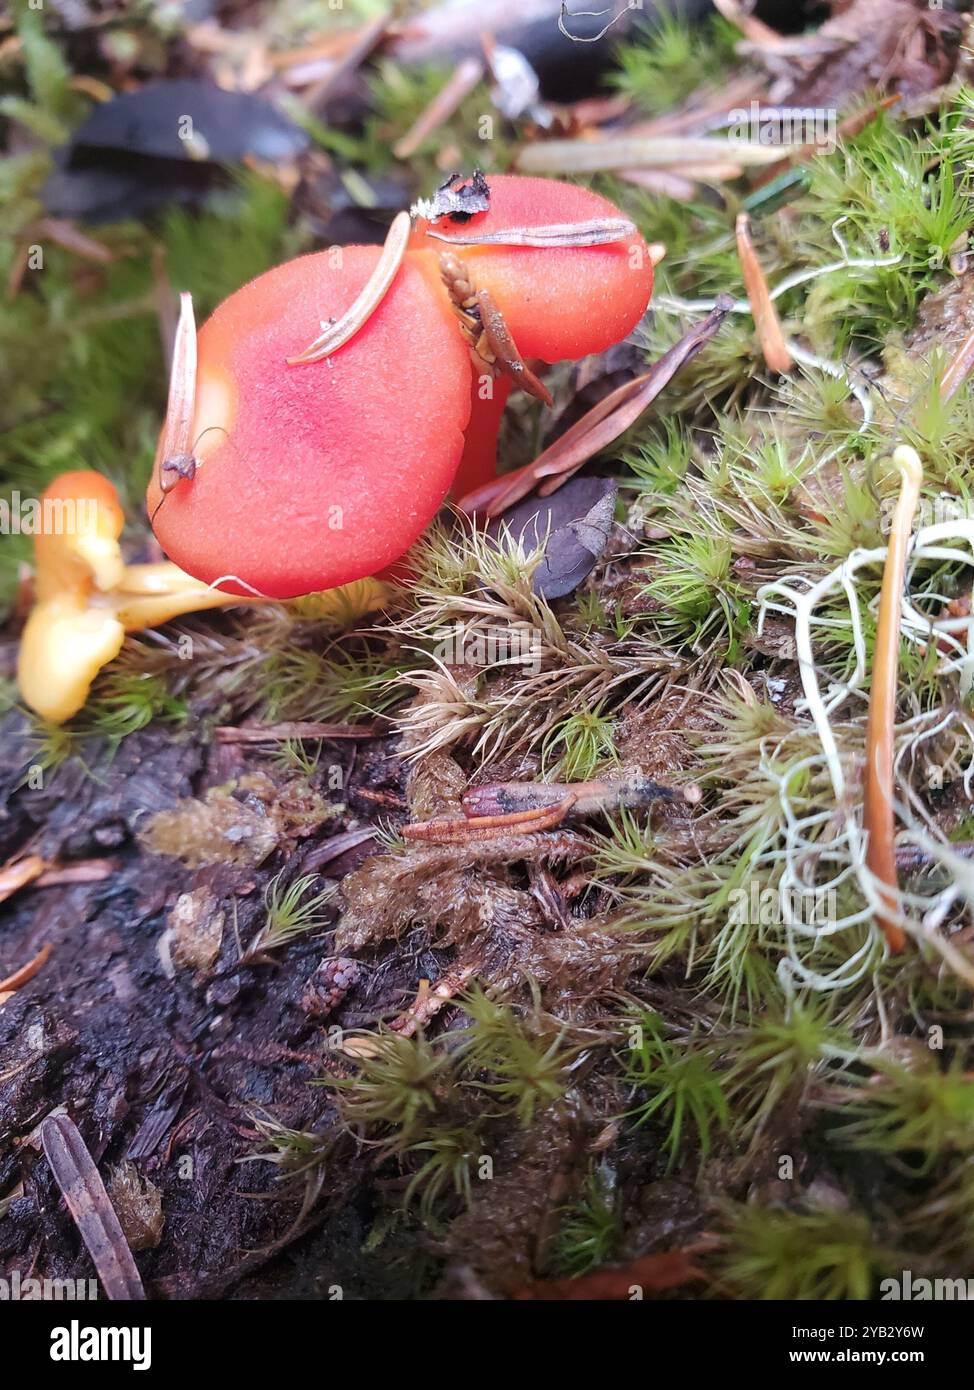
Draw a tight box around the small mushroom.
[17,470,259,723]
[411,175,655,497]
[146,246,473,599]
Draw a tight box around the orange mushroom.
[21,179,654,722]
[411,175,654,497]
[145,175,653,590]
[146,247,473,599]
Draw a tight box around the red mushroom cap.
[147,246,472,599]
[411,175,653,363]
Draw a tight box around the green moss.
[608,8,738,116]
[550,1165,623,1278]
[617,1010,730,1169]
[719,1204,893,1300]
[541,703,619,782]
[833,1055,974,1175]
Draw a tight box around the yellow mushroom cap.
[16,471,241,723]
[16,471,392,724]
[18,472,127,723]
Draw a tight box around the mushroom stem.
[452,374,513,501]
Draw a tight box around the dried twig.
[462,773,699,818]
[864,445,923,953]
[457,297,733,515]
[390,962,479,1036]
[41,1113,146,1301]
[735,212,793,375]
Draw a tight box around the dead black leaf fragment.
[489,475,617,599]
[421,170,491,223]
[65,80,309,163]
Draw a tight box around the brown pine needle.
[35,859,114,888]
[427,217,637,248]
[393,57,484,159]
[154,291,197,481]
[215,720,383,742]
[939,323,974,402]
[287,211,411,365]
[33,217,115,264]
[515,135,793,176]
[864,445,923,954]
[712,0,785,47]
[41,1113,146,1301]
[0,941,53,993]
[0,853,45,904]
[735,212,793,375]
[403,796,576,843]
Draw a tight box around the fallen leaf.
[489,476,617,598]
[458,297,733,516]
